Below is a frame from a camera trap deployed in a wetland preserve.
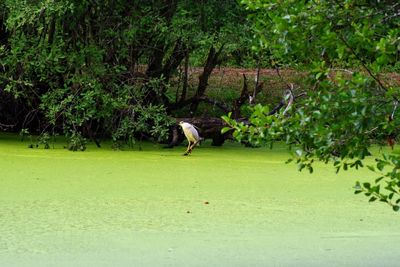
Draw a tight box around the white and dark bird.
[179,121,202,155]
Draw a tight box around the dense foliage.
[2,0,400,210]
[0,0,251,149]
[223,0,400,210]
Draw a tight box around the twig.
[0,122,16,129]
[331,68,354,74]
[252,58,262,103]
[268,92,307,116]
[273,63,293,91]
[198,96,230,113]
[282,85,295,116]
[390,101,398,120]
[365,126,379,135]
[338,34,390,93]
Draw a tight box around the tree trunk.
[189,45,224,114]
[180,50,189,102]
[162,40,187,83]
[0,11,9,47]
[145,0,178,79]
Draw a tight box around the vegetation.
[1,1,400,210]
[1,135,399,266]
[0,0,252,147]
[223,0,400,210]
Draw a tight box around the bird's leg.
[188,141,195,154]
[188,144,194,153]
[188,140,199,154]
[183,141,191,156]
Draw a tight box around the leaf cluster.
[232,0,400,210]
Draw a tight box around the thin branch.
[0,122,16,129]
[21,109,38,129]
[338,34,389,92]
[282,84,295,116]
[331,68,354,74]
[197,96,230,113]
[252,58,262,103]
[273,63,292,91]
[268,91,307,116]
[365,126,379,135]
[390,101,398,120]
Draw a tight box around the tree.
[0,0,251,149]
[223,0,400,210]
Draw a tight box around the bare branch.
[268,91,306,116]
[198,96,230,113]
[338,35,390,93]
[390,101,398,120]
[282,84,295,116]
[0,122,16,130]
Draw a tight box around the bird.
[179,121,202,155]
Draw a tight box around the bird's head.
[179,121,185,127]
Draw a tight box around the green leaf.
[377,161,386,171]
[363,182,371,189]
[343,163,348,171]
[308,165,314,174]
[221,127,232,134]
[335,166,341,174]
[285,158,293,164]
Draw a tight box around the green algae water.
[0,133,399,266]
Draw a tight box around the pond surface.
[0,134,399,266]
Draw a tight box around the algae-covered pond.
[0,134,399,266]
